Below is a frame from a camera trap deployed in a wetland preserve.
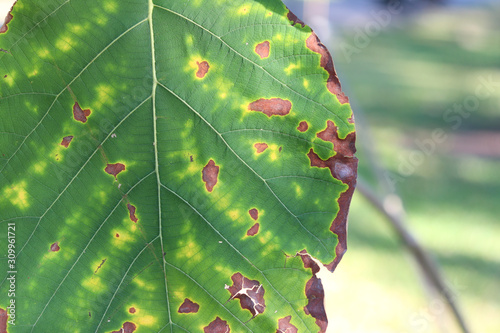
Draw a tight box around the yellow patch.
[303,78,310,90]
[104,0,118,13]
[285,62,301,75]
[3,181,29,209]
[28,68,39,78]
[294,183,303,198]
[82,276,105,292]
[37,48,50,59]
[55,35,73,52]
[177,237,202,263]
[237,5,250,15]
[274,33,283,41]
[93,83,115,109]
[32,161,47,174]
[226,209,241,221]
[3,72,14,87]
[185,34,194,47]
[137,315,157,326]
[68,24,83,34]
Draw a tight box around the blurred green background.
[1,0,498,332]
[284,0,500,332]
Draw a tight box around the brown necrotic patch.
[115,233,120,238]
[50,242,60,252]
[277,315,298,333]
[307,148,358,272]
[204,317,230,333]
[0,308,7,333]
[248,98,291,117]
[73,102,91,123]
[127,204,138,223]
[317,120,356,157]
[178,298,200,314]
[287,9,305,27]
[306,32,349,105]
[254,143,268,154]
[246,223,260,236]
[297,121,309,133]
[60,136,74,148]
[94,259,106,274]
[0,3,14,34]
[226,272,265,317]
[248,208,259,221]
[196,61,210,78]
[304,276,328,333]
[255,41,270,59]
[202,159,219,192]
[105,163,125,179]
[111,322,136,333]
[128,307,136,314]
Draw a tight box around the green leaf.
[0,0,357,332]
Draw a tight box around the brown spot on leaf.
[129,307,136,314]
[307,148,358,272]
[304,276,328,333]
[306,32,349,104]
[94,259,106,274]
[50,242,60,252]
[0,308,7,333]
[287,9,305,27]
[178,298,200,314]
[317,121,356,157]
[204,317,230,333]
[190,155,194,162]
[127,204,138,223]
[73,102,91,123]
[226,272,265,317]
[202,159,219,192]
[105,163,125,179]
[255,41,270,59]
[246,223,260,236]
[0,4,13,34]
[248,208,259,221]
[60,136,74,148]
[111,322,137,333]
[297,121,309,132]
[298,250,320,275]
[248,98,291,117]
[276,315,298,333]
[115,233,120,238]
[254,143,268,154]
[196,61,210,78]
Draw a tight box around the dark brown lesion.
[204,317,230,333]
[178,298,200,314]
[202,159,219,192]
[0,308,7,333]
[73,102,91,123]
[254,143,268,154]
[246,223,259,236]
[105,163,126,179]
[277,315,298,333]
[286,9,305,27]
[306,32,349,105]
[255,41,270,59]
[60,136,74,148]
[111,322,137,333]
[248,98,291,117]
[196,61,210,78]
[297,121,309,133]
[127,204,138,223]
[0,1,15,34]
[49,242,60,252]
[248,208,259,221]
[226,272,265,317]
[317,120,356,158]
[128,307,136,314]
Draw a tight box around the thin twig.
[356,180,470,333]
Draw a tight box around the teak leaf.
[0,1,357,332]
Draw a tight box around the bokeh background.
[1,0,498,332]
[283,0,500,332]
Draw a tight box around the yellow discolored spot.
[68,24,83,34]
[82,276,105,292]
[274,33,283,41]
[55,35,74,52]
[94,13,108,26]
[93,83,115,109]
[185,34,194,47]
[294,183,303,198]
[27,68,39,78]
[237,5,250,15]
[303,78,310,90]
[37,48,50,59]
[267,12,272,17]
[284,62,301,75]
[112,229,133,249]
[3,181,30,209]
[3,72,14,87]
[214,264,233,278]
[104,0,118,13]
[177,237,202,263]
[226,209,241,221]
[219,92,227,99]
[32,161,47,174]
[136,315,157,327]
